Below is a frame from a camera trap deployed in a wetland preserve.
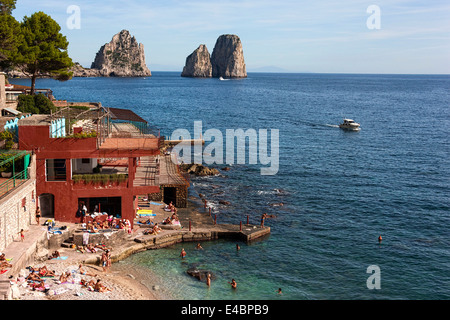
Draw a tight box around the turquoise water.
[11,73,450,299]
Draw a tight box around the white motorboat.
[339,119,361,131]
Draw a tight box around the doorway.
[38,193,54,218]
[163,187,177,206]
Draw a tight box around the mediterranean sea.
[10,72,450,299]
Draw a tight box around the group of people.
[85,217,131,233]
[143,223,162,235]
[162,210,180,226]
[23,263,111,293]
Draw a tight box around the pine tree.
[16,11,73,94]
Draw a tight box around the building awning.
[2,108,21,115]
[108,107,148,124]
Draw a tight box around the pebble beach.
[11,251,170,300]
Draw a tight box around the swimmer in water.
[229,279,237,289]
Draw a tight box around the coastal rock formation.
[91,30,151,77]
[70,62,101,77]
[180,163,219,176]
[181,44,212,78]
[211,34,247,78]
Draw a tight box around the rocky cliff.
[91,30,151,77]
[70,62,100,77]
[181,44,212,78]
[211,34,247,78]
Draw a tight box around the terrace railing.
[0,169,29,199]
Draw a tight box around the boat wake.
[325,124,339,128]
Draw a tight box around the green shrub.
[17,93,56,114]
[73,175,83,184]
[17,95,39,114]
[34,93,56,114]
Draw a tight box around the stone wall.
[146,185,188,208]
[0,155,37,251]
[0,72,6,110]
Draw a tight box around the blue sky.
[12,0,450,73]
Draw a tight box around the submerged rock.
[186,268,215,282]
[180,163,219,176]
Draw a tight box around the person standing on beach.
[18,229,25,242]
[82,203,87,224]
[101,250,108,272]
[35,206,41,225]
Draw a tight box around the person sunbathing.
[26,272,41,281]
[85,279,97,291]
[94,279,112,293]
[87,222,98,233]
[59,271,72,283]
[78,264,97,277]
[86,244,97,253]
[38,266,51,277]
[48,250,61,259]
[30,279,47,291]
[139,218,153,225]
[153,223,161,233]
[163,216,172,225]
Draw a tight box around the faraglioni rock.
[91,29,151,77]
[211,34,247,78]
[181,44,212,77]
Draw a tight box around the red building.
[16,106,187,227]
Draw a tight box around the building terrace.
[14,104,188,227]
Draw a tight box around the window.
[46,159,67,181]
[81,158,90,164]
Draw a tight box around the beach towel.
[137,209,153,214]
[52,256,68,260]
[0,269,8,274]
[139,214,156,217]
[83,232,90,245]
[150,202,163,206]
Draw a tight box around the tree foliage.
[15,11,73,93]
[0,0,16,14]
[17,93,56,114]
[0,0,21,67]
